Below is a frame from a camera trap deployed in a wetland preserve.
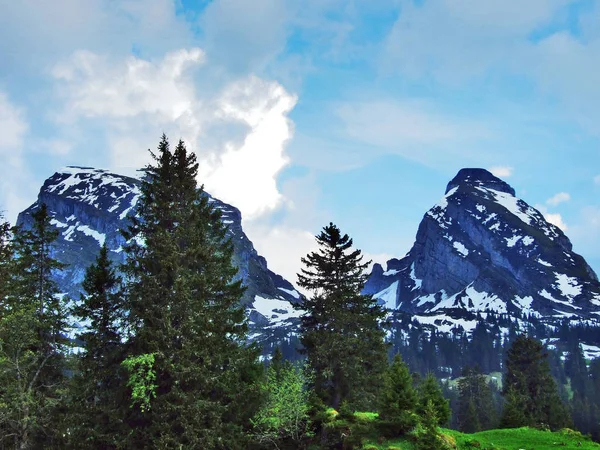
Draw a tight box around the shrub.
[439,433,457,449]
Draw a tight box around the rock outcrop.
[364,168,600,330]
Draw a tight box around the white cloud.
[545,213,568,232]
[380,0,600,133]
[489,166,513,178]
[0,93,34,222]
[0,0,194,74]
[52,48,205,120]
[244,223,317,290]
[535,203,568,232]
[199,76,297,218]
[381,0,573,82]
[0,92,27,155]
[546,192,571,207]
[51,49,297,220]
[362,251,395,272]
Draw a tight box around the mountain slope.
[16,167,301,352]
[364,168,600,332]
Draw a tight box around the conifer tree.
[0,204,70,448]
[120,135,261,448]
[296,222,387,411]
[456,366,496,432]
[500,335,570,430]
[68,243,126,448]
[378,354,419,436]
[0,214,11,301]
[414,400,451,450]
[417,372,450,426]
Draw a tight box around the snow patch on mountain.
[429,285,506,314]
[581,343,600,360]
[505,235,522,247]
[250,296,303,325]
[413,314,478,334]
[453,241,469,256]
[373,281,399,310]
[554,273,582,299]
[277,287,300,299]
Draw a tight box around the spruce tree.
[0,204,70,448]
[68,243,126,448]
[296,222,387,411]
[0,214,11,301]
[120,135,261,448]
[500,334,570,430]
[417,372,450,427]
[456,366,496,432]
[414,400,451,450]
[378,354,419,436]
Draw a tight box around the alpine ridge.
[16,166,302,356]
[364,168,600,334]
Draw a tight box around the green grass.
[364,427,600,450]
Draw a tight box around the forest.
[0,135,599,449]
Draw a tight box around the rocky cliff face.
[17,167,301,353]
[364,168,600,332]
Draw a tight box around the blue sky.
[1,0,600,284]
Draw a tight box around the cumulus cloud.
[200,76,297,218]
[244,223,317,289]
[51,48,297,220]
[0,93,34,222]
[545,213,568,232]
[489,166,513,178]
[546,192,571,206]
[382,0,573,82]
[535,203,568,232]
[0,0,194,75]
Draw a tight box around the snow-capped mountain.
[16,167,301,354]
[364,168,600,333]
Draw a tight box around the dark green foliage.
[296,222,388,412]
[67,244,126,448]
[417,372,451,427]
[413,400,452,450]
[120,135,262,448]
[500,334,570,430]
[457,366,497,432]
[0,214,11,301]
[0,204,70,448]
[378,354,419,437]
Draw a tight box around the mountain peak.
[445,168,516,196]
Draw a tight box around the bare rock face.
[17,167,301,354]
[364,168,600,329]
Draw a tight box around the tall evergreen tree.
[0,214,11,301]
[120,135,262,448]
[0,204,70,448]
[417,373,451,427]
[296,222,387,411]
[500,335,570,430]
[456,366,496,432]
[67,243,126,448]
[378,354,419,436]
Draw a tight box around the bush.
[377,411,420,438]
[439,433,457,449]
